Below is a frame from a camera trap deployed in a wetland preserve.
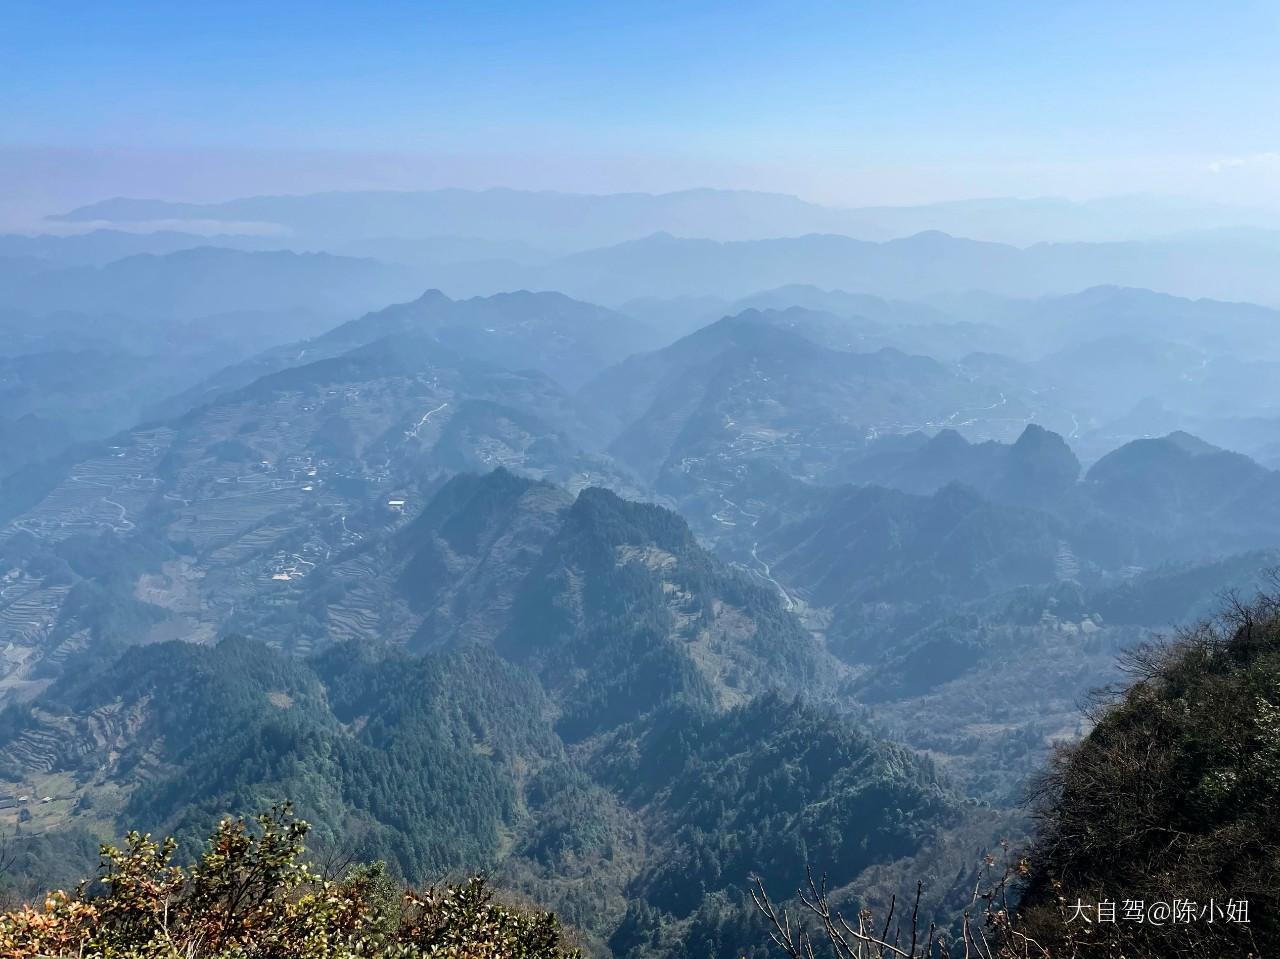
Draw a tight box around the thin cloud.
[1209,152,1280,174]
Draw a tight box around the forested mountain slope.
[1010,590,1280,955]
[0,470,979,959]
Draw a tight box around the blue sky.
[3,0,1279,223]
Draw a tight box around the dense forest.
[7,589,1278,957]
[0,472,981,959]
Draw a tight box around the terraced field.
[0,354,606,700]
[0,576,74,699]
[173,480,307,552]
[4,430,173,542]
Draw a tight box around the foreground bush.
[0,803,580,959]
[1014,589,1279,957]
[753,589,1280,958]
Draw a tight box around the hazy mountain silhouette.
[51,188,888,250]
[52,189,1280,246]
[165,288,654,418]
[0,246,424,319]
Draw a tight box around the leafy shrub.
[0,803,580,959]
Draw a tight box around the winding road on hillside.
[406,402,449,439]
[750,540,796,611]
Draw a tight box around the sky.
[3,0,1279,229]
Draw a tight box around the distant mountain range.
[0,246,424,319]
[578,310,1045,495]
[0,229,290,266]
[165,289,654,418]
[527,230,1280,305]
[47,188,886,251]
[11,221,1280,311]
[653,285,1280,464]
[48,188,1280,247]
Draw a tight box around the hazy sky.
[4,0,1279,228]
